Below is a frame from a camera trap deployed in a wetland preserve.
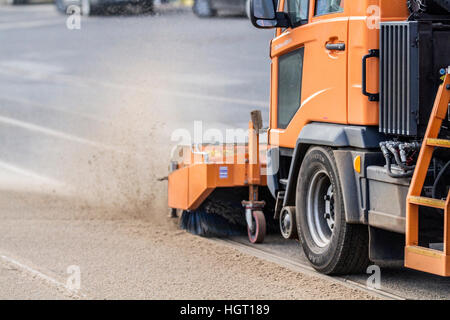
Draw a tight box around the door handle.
[325,43,345,51]
[362,49,380,102]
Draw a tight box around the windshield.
[315,0,344,16]
[286,0,309,26]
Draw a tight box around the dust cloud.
[57,79,175,225]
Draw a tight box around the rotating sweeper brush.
[168,111,276,243]
[179,189,248,238]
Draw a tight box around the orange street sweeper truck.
[168,0,450,276]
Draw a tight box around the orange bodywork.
[168,122,267,211]
[268,0,409,148]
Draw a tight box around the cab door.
[269,0,349,149]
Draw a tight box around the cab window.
[277,48,304,129]
[314,0,343,16]
[285,0,309,27]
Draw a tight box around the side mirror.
[250,0,290,29]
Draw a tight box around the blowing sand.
[7,91,374,300]
[0,63,377,300]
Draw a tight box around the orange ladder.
[405,72,450,276]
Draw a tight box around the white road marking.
[0,254,86,299]
[0,160,64,187]
[0,95,112,125]
[159,89,268,108]
[0,19,63,31]
[0,62,268,108]
[0,115,121,152]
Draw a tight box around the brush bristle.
[180,210,245,237]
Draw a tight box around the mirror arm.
[275,12,291,28]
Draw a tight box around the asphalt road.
[0,4,449,300]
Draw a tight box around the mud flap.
[369,226,404,267]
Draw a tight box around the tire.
[247,210,266,244]
[193,0,216,18]
[296,146,369,275]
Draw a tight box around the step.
[408,196,446,209]
[406,245,444,258]
[427,138,450,148]
[405,245,450,276]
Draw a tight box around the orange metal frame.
[168,121,267,211]
[405,74,450,276]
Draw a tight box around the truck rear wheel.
[296,146,369,275]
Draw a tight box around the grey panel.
[282,123,385,209]
[380,22,418,136]
[333,150,364,224]
[380,21,450,137]
[298,122,385,149]
[367,165,410,234]
[334,150,385,224]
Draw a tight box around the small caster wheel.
[168,208,178,218]
[280,206,298,239]
[247,210,266,244]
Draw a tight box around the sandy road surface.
[0,4,426,300]
[0,186,378,299]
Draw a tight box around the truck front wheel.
[296,146,369,275]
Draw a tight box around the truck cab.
[251,0,450,275]
[266,0,409,148]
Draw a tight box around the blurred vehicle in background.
[55,0,153,15]
[192,0,250,18]
[7,0,27,4]
[7,0,52,4]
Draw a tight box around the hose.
[384,156,414,178]
[432,160,450,199]
[380,142,415,179]
[386,144,416,171]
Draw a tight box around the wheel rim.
[306,170,335,248]
[280,209,291,236]
[195,0,210,16]
[248,214,257,238]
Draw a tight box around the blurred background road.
[0,2,449,300]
